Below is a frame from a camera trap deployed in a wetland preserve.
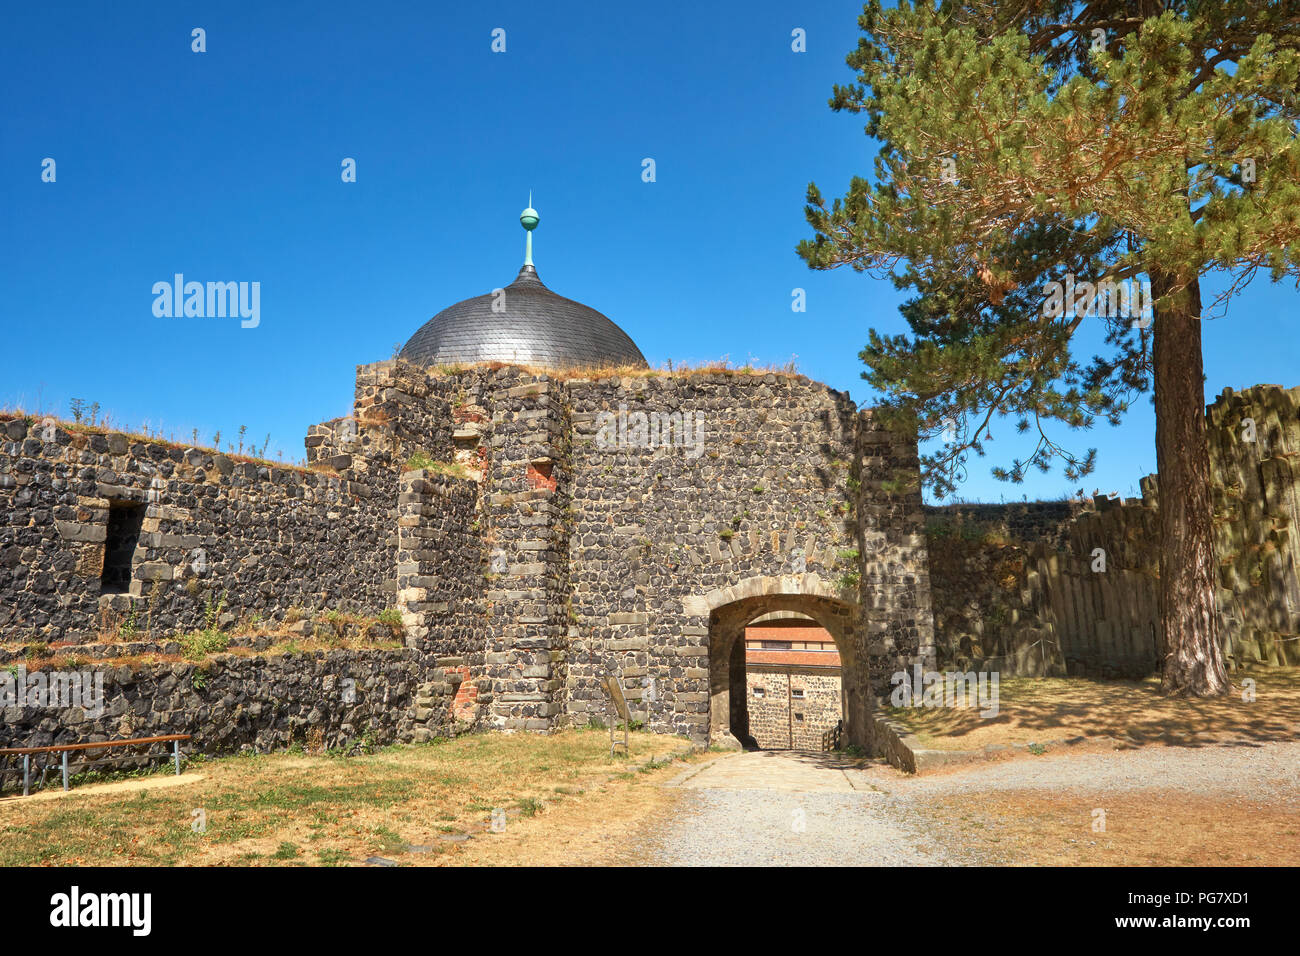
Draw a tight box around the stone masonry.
[1,358,934,755]
[11,359,1292,759]
[926,384,1300,677]
[745,669,842,750]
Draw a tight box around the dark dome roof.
[398,264,647,370]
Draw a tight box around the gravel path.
[651,751,966,866]
[651,787,958,866]
[869,740,1300,802]
[648,742,1300,866]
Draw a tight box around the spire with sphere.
[520,192,539,268]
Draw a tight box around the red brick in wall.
[447,665,478,722]
[526,461,556,492]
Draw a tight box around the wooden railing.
[0,734,192,796]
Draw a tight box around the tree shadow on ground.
[880,668,1300,749]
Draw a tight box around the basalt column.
[483,376,572,730]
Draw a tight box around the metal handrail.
[0,734,192,796]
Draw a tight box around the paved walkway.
[667,750,873,793]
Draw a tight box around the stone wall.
[481,374,573,731]
[559,371,930,747]
[854,409,937,688]
[922,501,1082,679]
[927,384,1300,677]
[744,667,841,749]
[0,647,467,765]
[362,362,932,748]
[2,358,935,757]
[395,469,485,659]
[0,416,399,644]
[11,362,1297,764]
[924,501,1082,548]
[1206,385,1300,668]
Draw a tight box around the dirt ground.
[909,788,1300,866]
[881,668,1300,751]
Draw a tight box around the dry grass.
[0,730,698,867]
[402,456,475,479]
[3,610,406,672]
[0,408,313,474]
[9,651,190,671]
[883,668,1300,751]
[424,356,803,383]
[196,633,406,664]
[448,761,691,866]
[915,789,1300,866]
[7,642,401,678]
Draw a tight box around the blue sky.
[2,1,1295,503]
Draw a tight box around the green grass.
[0,730,690,867]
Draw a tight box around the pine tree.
[799,1,1300,696]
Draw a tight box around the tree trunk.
[1151,271,1230,696]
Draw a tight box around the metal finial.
[520,193,539,267]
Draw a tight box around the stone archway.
[691,575,868,752]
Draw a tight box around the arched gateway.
[687,575,869,750]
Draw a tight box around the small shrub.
[373,607,404,638]
[405,451,436,471]
[119,607,140,641]
[178,629,228,661]
[314,610,347,643]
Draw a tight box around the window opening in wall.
[526,459,556,492]
[791,688,805,699]
[753,687,765,698]
[761,640,792,650]
[101,502,145,594]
